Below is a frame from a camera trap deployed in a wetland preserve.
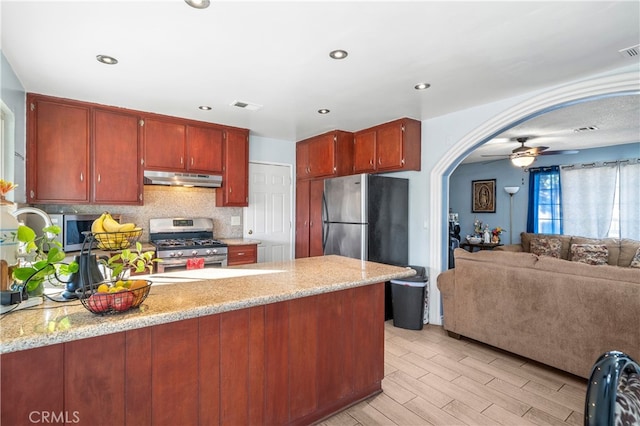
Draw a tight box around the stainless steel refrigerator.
[322,173,408,266]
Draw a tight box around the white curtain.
[561,164,618,238]
[619,161,640,240]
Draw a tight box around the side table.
[460,242,503,252]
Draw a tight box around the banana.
[124,227,143,239]
[92,212,139,249]
[118,223,136,232]
[91,213,107,233]
[102,213,122,232]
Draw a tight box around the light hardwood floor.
[320,321,587,426]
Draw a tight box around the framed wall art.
[472,179,496,213]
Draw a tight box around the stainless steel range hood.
[143,170,222,188]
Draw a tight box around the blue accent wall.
[449,142,640,244]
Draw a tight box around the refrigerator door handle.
[322,192,329,251]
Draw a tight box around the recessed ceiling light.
[184,0,210,9]
[329,50,348,60]
[414,83,431,90]
[318,109,330,114]
[198,105,212,110]
[96,55,118,65]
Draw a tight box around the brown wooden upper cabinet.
[353,118,421,173]
[296,131,354,180]
[187,125,224,174]
[26,94,143,205]
[142,118,186,171]
[93,108,143,205]
[216,128,249,207]
[26,94,248,206]
[27,95,91,204]
[143,119,224,174]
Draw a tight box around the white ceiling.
[465,94,640,163]
[1,1,639,154]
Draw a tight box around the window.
[527,166,562,234]
[1,107,6,181]
[561,161,639,240]
[528,161,640,240]
[561,164,617,238]
[1,100,18,202]
[617,161,640,240]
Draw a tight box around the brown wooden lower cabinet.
[227,244,258,265]
[126,327,153,425]
[65,332,127,425]
[0,283,384,426]
[152,318,200,425]
[1,344,64,426]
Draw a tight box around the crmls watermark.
[29,411,80,424]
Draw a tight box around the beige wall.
[35,185,243,242]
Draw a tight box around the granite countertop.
[220,238,261,245]
[0,256,415,354]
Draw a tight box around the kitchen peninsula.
[1,255,415,426]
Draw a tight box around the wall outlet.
[231,216,241,226]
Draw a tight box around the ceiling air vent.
[618,44,639,59]
[230,100,263,111]
[573,125,599,133]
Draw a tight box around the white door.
[244,162,293,263]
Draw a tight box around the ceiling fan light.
[511,155,535,168]
[185,0,210,9]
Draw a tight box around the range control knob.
[192,250,198,256]
[169,252,176,258]
[212,249,218,254]
[205,249,212,255]
[176,251,183,257]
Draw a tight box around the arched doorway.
[427,71,640,325]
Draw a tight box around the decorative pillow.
[570,244,609,265]
[619,239,640,267]
[530,237,562,258]
[631,247,640,269]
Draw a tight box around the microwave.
[23,213,121,252]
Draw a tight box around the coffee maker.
[62,253,104,299]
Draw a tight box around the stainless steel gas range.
[149,218,228,273]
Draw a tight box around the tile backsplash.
[35,185,243,242]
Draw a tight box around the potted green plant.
[13,223,79,297]
[100,242,161,283]
[0,179,78,297]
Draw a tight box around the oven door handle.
[156,256,228,273]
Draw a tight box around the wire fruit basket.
[79,279,152,315]
[92,229,143,251]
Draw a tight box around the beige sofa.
[437,247,640,378]
[496,232,640,267]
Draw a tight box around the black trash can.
[390,274,428,330]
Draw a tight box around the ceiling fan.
[482,136,579,167]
